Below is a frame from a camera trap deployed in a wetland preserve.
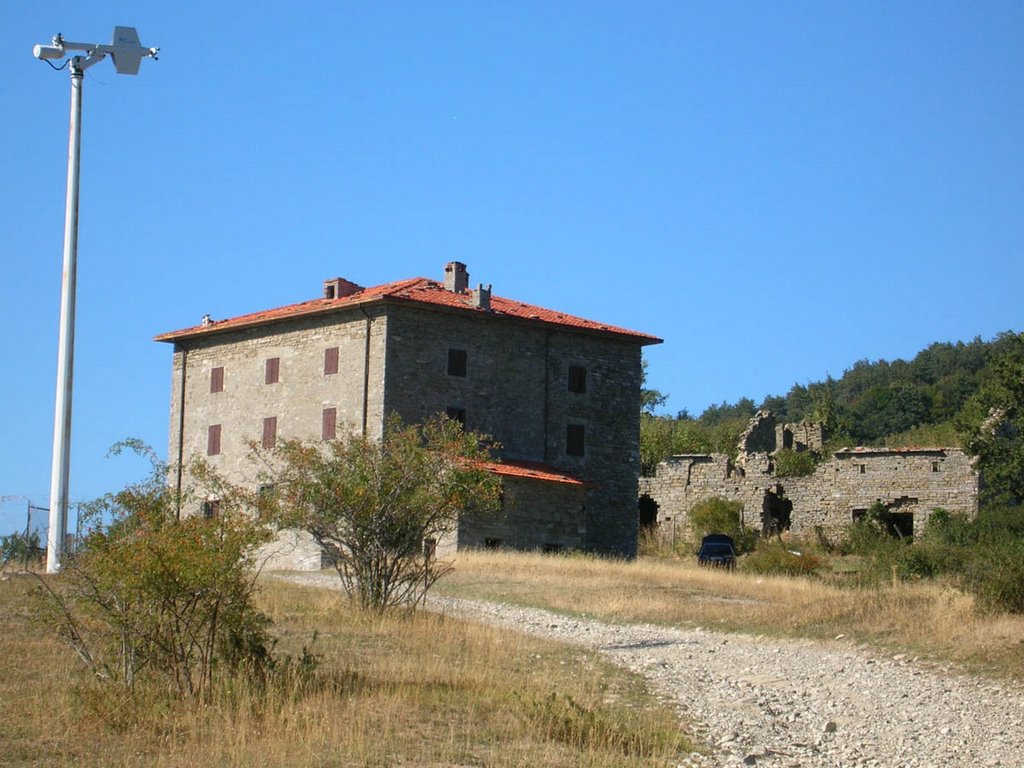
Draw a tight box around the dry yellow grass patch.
[0,574,693,767]
[438,550,1024,681]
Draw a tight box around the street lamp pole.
[34,27,158,573]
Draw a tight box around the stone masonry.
[639,411,979,542]
[157,263,661,568]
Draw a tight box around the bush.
[44,443,274,701]
[688,497,757,553]
[742,541,825,576]
[773,449,818,478]
[964,540,1024,614]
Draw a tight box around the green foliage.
[46,443,273,701]
[687,497,756,553]
[0,530,41,570]
[957,332,1024,506]
[639,356,667,415]
[741,541,825,576]
[258,415,502,612]
[773,449,818,478]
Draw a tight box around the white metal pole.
[46,58,84,574]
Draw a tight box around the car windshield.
[700,544,733,557]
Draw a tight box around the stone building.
[639,411,979,542]
[156,262,661,567]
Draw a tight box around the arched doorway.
[762,485,792,537]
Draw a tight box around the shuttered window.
[210,366,224,393]
[207,424,222,456]
[262,416,277,449]
[568,365,587,394]
[322,407,337,440]
[566,424,585,457]
[448,348,467,377]
[265,357,280,384]
[324,347,339,375]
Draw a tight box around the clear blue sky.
[2,1,1022,535]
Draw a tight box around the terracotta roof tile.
[481,459,585,486]
[155,277,661,344]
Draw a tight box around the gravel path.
[282,575,1024,767]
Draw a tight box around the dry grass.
[0,573,693,767]
[436,550,1024,681]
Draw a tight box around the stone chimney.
[472,283,492,310]
[323,277,364,299]
[444,261,469,293]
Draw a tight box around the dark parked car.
[697,534,736,570]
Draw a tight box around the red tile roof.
[481,459,586,486]
[154,276,661,345]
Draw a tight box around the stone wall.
[640,415,979,542]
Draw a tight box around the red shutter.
[265,357,280,384]
[207,424,221,456]
[210,366,224,393]
[322,407,337,440]
[324,347,339,375]
[262,416,277,449]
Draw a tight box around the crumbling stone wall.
[639,413,979,541]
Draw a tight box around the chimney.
[201,314,213,326]
[323,277,363,299]
[444,261,469,293]
[472,283,492,310]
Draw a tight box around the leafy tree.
[687,496,756,552]
[257,415,501,612]
[44,442,273,700]
[957,332,1024,505]
[640,357,667,415]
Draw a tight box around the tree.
[640,356,667,415]
[258,415,502,612]
[958,332,1024,506]
[46,442,273,700]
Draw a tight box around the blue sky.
[2,1,1022,535]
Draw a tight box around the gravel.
[281,574,1024,768]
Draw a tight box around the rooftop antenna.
[33,27,159,573]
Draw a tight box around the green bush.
[964,540,1024,614]
[45,443,274,701]
[741,541,825,576]
[773,449,818,478]
[688,496,757,553]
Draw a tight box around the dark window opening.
[639,495,659,532]
[262,416,277,449]
[322,407,337,440]
[566,424,585,457]
[568,365,587,394]
[484,537,502,550]
[265,357,280,384]
[782,428,794,450]
[448,348,467,377]
[446,406,467,428]
[543,543,566,554]
[210,366,224,393]
[931,461,940,472]
[207,424,221,456]
[859,464,866,474]
[762,486,792,537]
[324,346,339,375]
[201,500,220,519]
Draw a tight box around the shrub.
[742,541,825,576]
[688,496,757,553]
[773,449,818,478]
[43,442,274,701]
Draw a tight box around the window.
[568,365,587,394]
[265,357,280,384]
[322,407,337,440]
[210,366,224,393]
[931,461,940,473]
[201,500,220,519]
[859,464,866,474]
[566,424,585,457]
[324,347,339,375]
[445,406,466,428]
[484,538,502,550]
[448,348,467,377]
[262,417,277,449]
[207,424,221,456]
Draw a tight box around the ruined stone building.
[156,262,662,567]
[639,412,979,542]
